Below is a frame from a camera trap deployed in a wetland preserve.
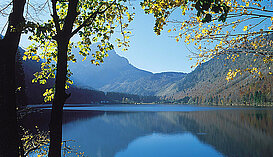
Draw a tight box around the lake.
[23,104,273,157]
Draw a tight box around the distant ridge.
[69,46,186,96]
[159,54,273,105]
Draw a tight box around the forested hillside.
[163,54,273,105]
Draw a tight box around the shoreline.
[25,103,273,111]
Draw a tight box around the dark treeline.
[172,90,271,106]
[57,88,161,104]
[106,92,160,103]
[15,47,160,105]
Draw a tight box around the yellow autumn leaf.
[16,87,21,91]
[243,26,248,31]
[22,55,27,61]
[246,2,249,7]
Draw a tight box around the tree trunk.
[0,41,20,157]
[48,1,79,156]
[48,38,69,157]
[0,0,26,156]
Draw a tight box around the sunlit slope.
[159,54,272,104]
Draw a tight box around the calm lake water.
[23,104,273,157]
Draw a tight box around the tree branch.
[240,6,273,13]
[62,0,79,36]
[24,141,49,156]
[70,0,116,37]
[242,13,272,18]
[51,0,61,34]
[0,1,12,15]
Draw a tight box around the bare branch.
[117,4,125,40]
[248,18,267,31]
[0,20,8,35]
[240,6,273,13]
[242,13,272,18]
[51,0,61,33]
[0,1,12,16]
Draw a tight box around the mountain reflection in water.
[22,106,273,157]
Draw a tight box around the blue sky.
[0,1,271,74]
[0,1,195,73]
[110,2,195,73]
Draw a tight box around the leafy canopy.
[23,0,134,102]
[141,0,272,81]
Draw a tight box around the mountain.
[17,47,107,104]
[17,42,272,105]
[69,43,272,105]
[99,71,186,96]
[17,47,161,104]
[69,48,152,89]
[69,46,186,96]
[160,54,273,105]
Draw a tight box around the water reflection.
[23,107,273,157]
[115,133,223,157]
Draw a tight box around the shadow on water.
[22,107,273,157]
